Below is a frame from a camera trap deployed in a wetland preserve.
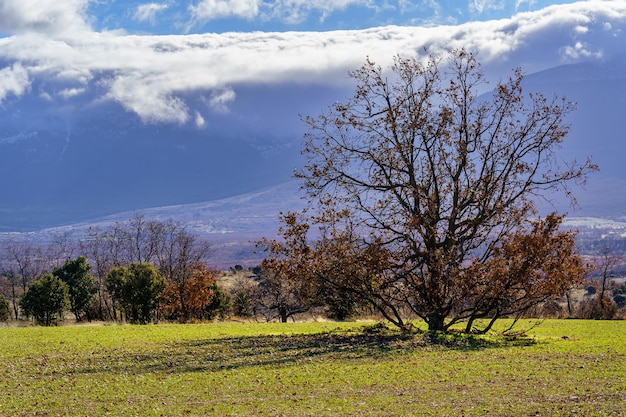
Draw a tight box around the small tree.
[587,246,620,319]
[204,283,231,321]
[259,215,322,322]
[160,263,220,322]
[230,275,257,318]
[78,226,117,321]
[105,263,166,324]
[1,270,20,320]
[53,256,97,322]
[0,293,10,322]
[19,274,69,326]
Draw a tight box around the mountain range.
[0,80,336,230]
[1,54,626,265]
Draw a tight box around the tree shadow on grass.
[65,327,535,376]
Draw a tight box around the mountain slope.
[1,55,626,233]
[523,55,626,217]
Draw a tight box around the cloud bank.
[0,0,91,36]
[0,1,625,124]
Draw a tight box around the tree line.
[0,215,230,325]
[0,213,375,326]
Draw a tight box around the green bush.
[105,263,166,324]
[205,284,231,321]
[53,256,97,322]
[19,274,70,326]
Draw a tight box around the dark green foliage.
[613,283,626,296]
[19,274,69,326]
[105,263,167,324]
[320,286,363,321]
[613,294,626,308]
[0,294,10,322]
[205,284,231,320]
[53,256,97,322]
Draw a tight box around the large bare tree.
[289,49,595,332]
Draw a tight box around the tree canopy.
[19,274,70,326]
[53,256,97,322]
[105,263,166,324]
[264,49,595,332]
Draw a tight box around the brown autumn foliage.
[263,210,587,332]
[258,212,320,322]
[160,263,218,322]
[262,48,595,332]
[457,213,589,332]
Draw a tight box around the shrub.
[205,284,231,321]
[19,274,70,326]
[105,263,166,324]
[231,276,257,318]
[613,294,626,309]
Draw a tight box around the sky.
[0,0,587,36]
[0,0,625,125]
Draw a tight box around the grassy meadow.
[0,319,624,416]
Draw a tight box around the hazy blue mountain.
[1,55,625,238]
[523,54,626,218]
[0,75,349,231]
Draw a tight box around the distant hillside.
[523,55,626,218]
[4,181,307,268]
[1,56,625,232]
[2,181,625,269]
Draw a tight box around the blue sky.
[90,0,583,35]
[1,0,585,37]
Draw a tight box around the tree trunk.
[279,305,288,323]
[565,291,573,316]
[11,282,18,320]
[427,313,446,331]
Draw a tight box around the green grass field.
[0,320,624,416]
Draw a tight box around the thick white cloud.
[0,1,624,124]
[105,71,191,124]
[0,0,90,36]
